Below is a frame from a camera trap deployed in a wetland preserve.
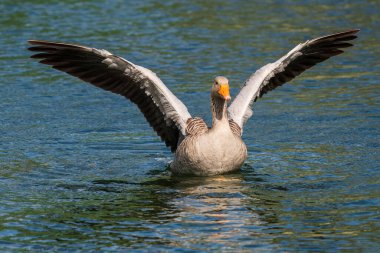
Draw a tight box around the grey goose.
[28,29,359,176]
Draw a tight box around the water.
[1,0,379,252]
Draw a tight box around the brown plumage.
[28,29,359,176]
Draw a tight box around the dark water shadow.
[25,163,290,250]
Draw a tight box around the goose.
[28,29,359,176]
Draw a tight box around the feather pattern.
[228,120,242,136]
[228,29,359,128]
[28,40,192,152]
[185,117,208,136]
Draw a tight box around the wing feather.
[228,29,359,128]
[28,40,192,152]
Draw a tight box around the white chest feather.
[171,122,247,176]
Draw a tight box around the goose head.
[212,76,231,101]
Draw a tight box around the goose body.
[172,124,247,176]
[28,29,359,176]
[172,95,248,176]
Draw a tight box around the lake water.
[1,1,379,252]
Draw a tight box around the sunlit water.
[1,1,379,252]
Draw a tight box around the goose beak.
[218,84,231,101]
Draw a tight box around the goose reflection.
[158,167,284,245]
[50,167,284,248]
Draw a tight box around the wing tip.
[350,28,360,33]
[313,29,360,43]
[27,39,90,51]
[329,29,360,37]
[28,39,39,45]
[342,28,360,34]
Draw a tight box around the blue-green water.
[1,1,379,252]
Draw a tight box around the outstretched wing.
[28,40,192,152]
[228,29,359,128]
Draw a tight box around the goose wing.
[28,40,192,152]
[228,29,359,128]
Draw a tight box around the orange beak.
[218,84,231,101]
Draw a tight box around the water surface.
[1,0,379,252]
